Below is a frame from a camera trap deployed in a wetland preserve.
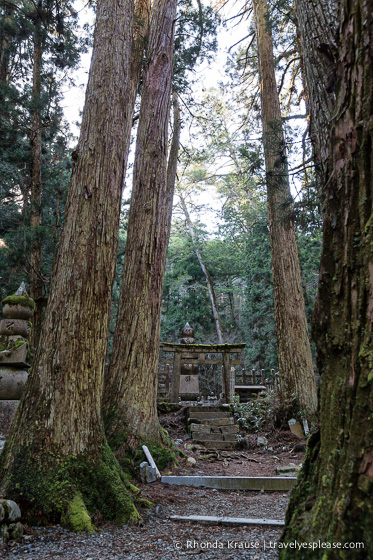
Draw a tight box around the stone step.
[187,405,228,412]
[192,432,237,442]
[190,424,239,434]
[189,417,234,426]
[189,411,230,420]
[192,432,224,442]
[194,440,237,450]
[162,475,296,491]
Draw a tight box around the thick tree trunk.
[29,3,44,350]
[0,0,139,528]
[104,0,177,444]
[179,193,225,344]
[281,1,373,556]
[293,0,338,176]
[253,0,317,423]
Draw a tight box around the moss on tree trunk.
[281,0,373,556]
[0,0,140,527]
[104,0,177,446]
[253,0,317,424]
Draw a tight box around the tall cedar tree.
[29,1,44,348]
[281,0,373,555]
[104,0,177,444]
[0,0,142,527]
[253,0,317,423]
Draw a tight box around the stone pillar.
[0,283,34,435]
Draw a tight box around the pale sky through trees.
[61,0,307,233]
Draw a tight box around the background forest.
[0,0,322,373]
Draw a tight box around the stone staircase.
[188,406,238,450]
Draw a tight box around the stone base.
[0,400,19,436]
[0,367,28,399]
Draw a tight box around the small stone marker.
[140,461,157,484]
[288,419,305,439]
[142,445,161,479]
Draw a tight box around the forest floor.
[1,409,305,560]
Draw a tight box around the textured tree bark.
[253,0,317,422]
[0,0,139,527]
[29,3,44,350]
[179,193,225,344]
[293,0,338,176]
[281,0,373,555]
[104,0,177,444]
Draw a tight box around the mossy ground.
[2,440,141,530]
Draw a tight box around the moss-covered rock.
[8,521,23,539]
[2,295,35,312]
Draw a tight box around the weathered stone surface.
[162,475,296,491]
[0,319,30,338]
[8,522,23,539]
[189,423,210,433]
[0,342,28,366]
[257,436,268,447]
[223,434,237,442]
[0,524,9,542]
[139,462,157,484]
[288,418,305,439]
[189,417,234,426]
[220,425,239,434]
[193,433,224,442]
[179,375,199,395]
[0,400,18,435]
[189,411,230,420]
[3,304,33,320]
[4,500,21,522]
[0,367,28,400]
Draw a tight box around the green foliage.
[0,0,90,299]
[230,393,273,433]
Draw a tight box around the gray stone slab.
[189,423,211,433]
[170,514,285,527]
[193,433,224,442]
[223,433,237,442]
[221,425,239,433]
[189,412,230,420]
[161,475,296,491]
[189,417,234,426]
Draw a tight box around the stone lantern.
[180,322,195,345]
[0,283,34,435]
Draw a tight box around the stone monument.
[0,283,34,435]
[179,322,199,397]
